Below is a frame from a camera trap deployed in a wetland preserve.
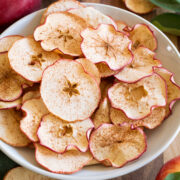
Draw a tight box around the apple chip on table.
[1,0,180,175]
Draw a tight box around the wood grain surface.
[41,0,180,180]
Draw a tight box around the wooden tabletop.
[41,0,180,180]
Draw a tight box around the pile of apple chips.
[0,0,180,174]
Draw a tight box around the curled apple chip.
[0,109,30,146]
[41,60,100,122]
[0,35,23,53]
[93,98,111,128]
[125,0,155,14]
[110,107,166,129]
[129,24,157,51]
[89,124,146,167]
[40,0,84,24]
[4,167,53,180]
[38,114,94,153]
[35,144,93,174]
[34,12,87,56]
[81,24,133,71]
[0,98,21,110]
[76,58,100,84]
[8,36,60,82]
[0,52,32,102]
[20,98,49,142]
[108,74,167,119]
[22,90,40,104]
[69,7,117,29]
[115,47,161,82]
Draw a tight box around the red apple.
[156,156,180,180]
[0,0,41,26]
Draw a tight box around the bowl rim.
[0,3,180,180]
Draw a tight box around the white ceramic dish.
[0,3,180,180]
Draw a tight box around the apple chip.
[125,0,155,14]
[22,90,40,104]
[76,58,100,84]
[38,114,94,153]
[116,20,128,32]
[41,60,100,122]
[20,98,49,142]
[0,109,30,146]
[0,98,21,110]
[81,24,133,70]
[0,35,23,53]
[115,47,161,82]
[34,12,87,56]
[129,24,157,51]
[0,52,32,102]
[96,62,118,78]
[8,36,60,82]
[4,167,53,180]
[35,144,93,174]
[108,74,167,119]
[93,98,111,128]
[154,67,180,113]
[110,107,166,129]
[69,7,117,29]
[40,0,84,24]
[89,124,146,167]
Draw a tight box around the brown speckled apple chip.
[38,114,94,153]
[35,144,93,174]
[81,24,133,71]
[110,107,166,129]
[0,109,31,146]
[69,7,117,29]
[20,98,49,142]
[0,35,23,53]
[40,0,84,24]
[76,58,100,84]
[0,52,32,102]
[41,59,100,122]
[108,74,167,119]
[115,47,161,82]
[34,12,87,56]
[8,36,60,82]
[129,24,157,51]
[0,98,21,110]
[125,0,155,14]
[89,124,146,167]
[4,167,53,180]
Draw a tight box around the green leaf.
[151,13,180,36]
[150,0,180,12]
[165,172,180,180]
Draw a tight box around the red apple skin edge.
[0,0,41,27]
[156,156,180,180]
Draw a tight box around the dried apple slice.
[93,98,111,128]
[110,107,166,129]
[40,0,84,24]
[81,24,133,71]
[0,98,21,110]
[0,109,30,146]
[116,20,128,32]
[22,90,40,104]
[125,0,155,14]
[69,7,117,29]
[35,144,93,174]
[0,52,32,102]
[4,167,53,180]
[115,47,161,82]
[41,59,100,122]
[38,114,94,153]
[20,98,49,142]
[34,12,87,56]
[8,36,60,82]
[76,58,100,84]
[89,124,146,167]
[108,74,167,119]
[154,67,180,114]
[0,35,23,53]
[129,24,157,51]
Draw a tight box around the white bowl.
[1,3,180,180]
